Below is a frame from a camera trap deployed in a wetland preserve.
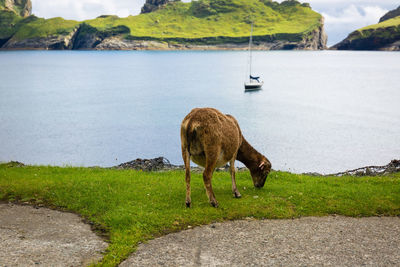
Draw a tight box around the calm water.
[0,50,399,173]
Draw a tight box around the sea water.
[0,50,399,173]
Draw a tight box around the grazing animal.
[180,108,271,207]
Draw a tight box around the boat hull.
[244,81,263,90]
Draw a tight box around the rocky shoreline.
[6,158,400,177]
[112,157,400,177]
[1,23,327,51]
[112,157,235,172]
[306,159,400,177]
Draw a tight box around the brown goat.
[180,108,271,207]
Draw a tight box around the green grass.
[360,16,400,31]
[0,0,9,11]
[1,163,399,266]
[0,10,79,42]
[84,0,321,40]
[0,10,22,39]
[12,16,80,39]
[2,0,322,44]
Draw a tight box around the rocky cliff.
[141,0,172,14]
[332,7,400,51]
[379,5,400,23]
[0,0,327,50]
[0,0,31,17]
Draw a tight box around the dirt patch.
[121,216,400,266]
[0,203,108,266]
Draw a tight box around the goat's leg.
[229,158,241,198]
[203,151,218,207]
[182,146,191,208]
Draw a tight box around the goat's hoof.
[186,202,191,208]
[233,192,242,198]
[210,201,219,208]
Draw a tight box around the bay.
[0,50,399,174]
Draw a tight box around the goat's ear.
[259,162,265,170]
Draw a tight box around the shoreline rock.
[304,159,400,177]
[1,29,327,51]
[112,157,400,177]
[5,158,399,177]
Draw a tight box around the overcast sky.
[31,0,399,46]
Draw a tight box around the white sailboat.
[244,22,263,90]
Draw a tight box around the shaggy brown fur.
[181,108,271,207]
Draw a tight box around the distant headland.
[0,0,327,50]
[332,5,400,51]
[2,0,399,51]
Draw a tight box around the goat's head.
[250,157,271,188]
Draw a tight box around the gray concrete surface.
[121,216,400,266]
[1,203,399,267]
[0,203,108,267]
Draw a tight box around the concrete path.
[1,203,399,266]
[121,216,400,266]
[0,203,107,267]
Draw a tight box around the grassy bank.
[1,163,399,266]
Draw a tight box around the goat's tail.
[187,120,199,156]
[185,118,201,156]
[181,119,193,156]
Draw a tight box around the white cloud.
[322,5,387,24]
[32,0,145,20]
[321,5,388,45]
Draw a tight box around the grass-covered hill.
[86,0,321,39]
[0,0,327,50]
[332,8,400,50]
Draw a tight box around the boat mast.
[248,22,253,82]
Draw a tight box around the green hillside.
[0,0,8,10]
[358,16,400,33]
[85,0,321,40]
[0,10,22,40]
[11,16,79,40]
[0,11,79,45]
[0,0,27,43]
[1,0,325,49]
[333,11,400,50]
